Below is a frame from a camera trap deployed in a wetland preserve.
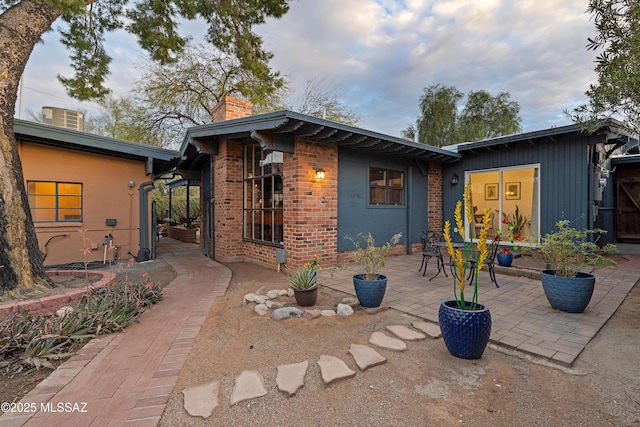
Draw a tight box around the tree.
[84,95,166,147]
[283,78,360,126]
[402,84,521,147]
[569,0,640,134]
[135,42,285,143]
[0,0,289,297]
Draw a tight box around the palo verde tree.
[569,0,640,134]
[402,84,521,147]
[0,0,290,297]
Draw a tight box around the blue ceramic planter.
[540,270,595,313]
[497,252,513,267]
[353,274,387,307]
[438,300,492,360]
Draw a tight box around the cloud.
[18,0,600,138]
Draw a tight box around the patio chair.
[419,230,448,281]
[467,235,501,288]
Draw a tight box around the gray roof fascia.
[181,114,291,152]
[181,110,461,161]
[453,118,632,152]
[14,119,179,162]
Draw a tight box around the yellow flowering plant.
[443,183,491,310]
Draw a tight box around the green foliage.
[31,0,291,101]
[402,84,521,147]
[501,205,530,236]
[537,220,617,278]
[343,232,402,281]
[569,0,640,134]
[0,277,162,373]
[84,95,167,146]
[287,267,318,291]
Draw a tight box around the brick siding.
[428,162,443,232]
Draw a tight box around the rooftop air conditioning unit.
[42,107,84,131]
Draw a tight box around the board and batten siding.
[442,134,594,238]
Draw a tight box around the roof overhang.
[180,110,461,169]
[14,119,181,175]
[447,118,635,154]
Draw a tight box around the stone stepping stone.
[386,325,426,341]
[181,380,220,419]
[348,344,387,371]
[229,370,268,406]
[317,355,356,384]
[276,361,309,396]
[368,331,407,351]
[412,321,442,339]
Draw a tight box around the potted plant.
[343,232,402,308]
[496,223,518,267]
[288,256,320,306]
[438,183,493,359]
[502,205,530,239]
[537,220,616,313]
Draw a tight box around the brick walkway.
[321,252,640,366]
[1,240,638,425]
[0,239,230,427]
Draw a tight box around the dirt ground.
[159,262,640,427]
[2,258,639,426]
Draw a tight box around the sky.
[16,0,600,139]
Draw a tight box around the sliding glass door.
[466,165,539,244]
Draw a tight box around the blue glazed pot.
[438,300,492,360]
[353,274,387,307]
[540,270,595,313]
[497,252,513,267]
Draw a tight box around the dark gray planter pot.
[540,270,596,313]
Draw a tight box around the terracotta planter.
[293,287,318,306]
[438,300,492,360]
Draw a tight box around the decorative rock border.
[0,270,116,320]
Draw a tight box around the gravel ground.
[158,262,640,427]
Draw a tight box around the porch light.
[315,169,326,179]
[450,173,459,186]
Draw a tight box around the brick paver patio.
[321,252,640,366]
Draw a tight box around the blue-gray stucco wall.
[442,133,605,240]
[337,149,428,251]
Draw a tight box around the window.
[466,165,539,243]
[243,145,284,245]
[369,168,405,205]
[27,181,82,222]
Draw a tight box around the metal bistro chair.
[468,235,501,288]
[419,230,448,281]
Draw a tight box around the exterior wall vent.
[42,107,84,131]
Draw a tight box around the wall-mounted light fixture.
[128,180,135,189]
[315,169,326,179]
[450,173,459,186]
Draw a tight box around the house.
[440,119,639,246]
[15,119,179,266]
[177,97,460,269]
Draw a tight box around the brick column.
[428,162,443,232]
[283,138,338,269]
[213,140,244,262]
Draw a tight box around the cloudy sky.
[17,0,599,139]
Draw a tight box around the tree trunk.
[0,2,62,298]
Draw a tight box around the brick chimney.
[210,96,253,122]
